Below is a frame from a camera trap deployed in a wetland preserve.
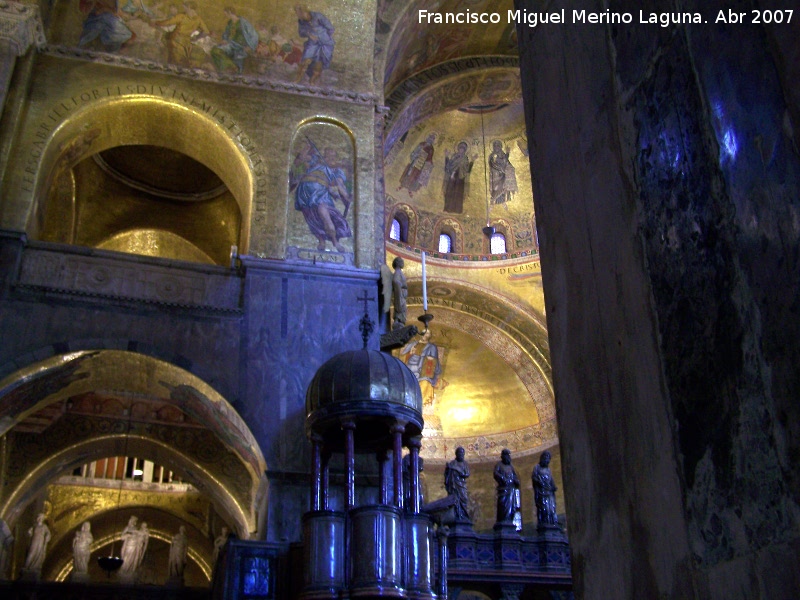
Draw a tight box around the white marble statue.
[72,521,94,577]
[118,516,149,578]
[23,513,51,574]
[168,525,188,581]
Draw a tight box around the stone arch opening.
[25,95,258,262]
[0,350,267,538]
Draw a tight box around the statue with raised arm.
[532,451,559,528]
[444,446,471,522]
[23,513,50,574]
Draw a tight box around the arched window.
[390,211,409,242]
[389,218,401,241]
[438,233,453,253]
[490,232,506,254]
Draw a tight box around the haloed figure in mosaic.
[398,133,436,197]
[488,139,517,205]
[443,141,477,214]
[291,140,352,252]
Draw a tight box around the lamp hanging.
[97,407,132,576]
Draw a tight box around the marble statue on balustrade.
[212,527,230,566]
[21,513,50,579]
[168,525,188,584]
[118,516,149,581]
[0,519,13,580]
[71,521,93,582]
[391,257,408,330]
[444,446,471,524]
[531,451,560,531]
[493,449,521,531]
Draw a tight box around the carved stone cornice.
[0,1,45,56]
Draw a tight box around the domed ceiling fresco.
[385,102,536,255]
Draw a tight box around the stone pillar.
[515,0,800,597]
[390,423,405,508]
[0,2,44,112]
[342,421,356,509]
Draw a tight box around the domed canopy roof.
[305,349,424,450]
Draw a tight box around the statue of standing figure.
[444,446,471,523]
[532,451,559,529]
[118,516,149,580]
[168,526,188,583]
[22,513,51,576]
[493,449,521,529]
[71,521,93,581]
[212,527,230,566]
[391,257,408,330]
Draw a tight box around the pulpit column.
[377,449,389,505]
[407,437,422,514]
[342,420,356,509]
[310,434,323,511]
[391,423,405,508]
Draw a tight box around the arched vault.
[0,350,267,536]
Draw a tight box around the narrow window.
[390,218,401,241]
[438,233,453,253]
[490,232,506,254]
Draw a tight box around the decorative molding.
[0,1,45,56]
[41,44,378,105]
[16,245,244,314]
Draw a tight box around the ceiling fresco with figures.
[385,102,535,255]
[45,0,376,95]
[376,0,518,94]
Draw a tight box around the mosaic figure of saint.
[291,140,352,252]
[489,140,518,205]
[153,1,209,67]
[442,141,477,214]
[293,6,335,84]
[399,329,441,406]
[78,0,134,52]
[211,6,258,73]
[398,133,436,197]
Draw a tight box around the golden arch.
[25,94,257,253]
[0,350,267,536]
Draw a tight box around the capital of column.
[0,2,45,56]
[389,422,406,435]
[341,419,356,431]
[407,436,422,450]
